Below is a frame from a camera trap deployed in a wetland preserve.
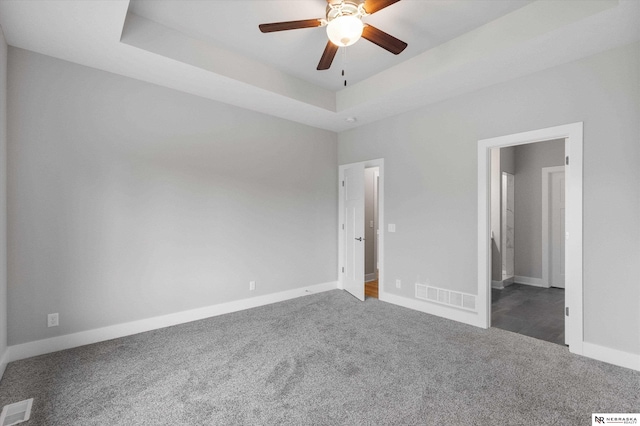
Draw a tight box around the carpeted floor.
[1,290,638,425]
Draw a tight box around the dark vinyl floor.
[491,283,565,346]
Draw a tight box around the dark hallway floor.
[491,283,565,346]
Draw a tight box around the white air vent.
[0,399,33,426]
[415,283,428,300]
[415,283,477,312]
[426,286,438,301]
[437,289,449,304]
[462,294,476,310]
[450,291,463,307]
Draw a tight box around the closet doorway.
[490,140,566,346]
[477,122,584,356]
[338,159,385,302]
[364,167,380,298]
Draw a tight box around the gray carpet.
[1,290,638,425]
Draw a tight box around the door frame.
[542,165,566,288]
[364,167,380,283]
[501,171,515,282]
[338,159,385,298]
[477,123,583,355]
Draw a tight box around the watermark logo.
[593,414,640,425]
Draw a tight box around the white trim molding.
[0,350,8,381]
[477,122,583,357]
[492,278,514,289]
[491,280,504,289]
[582,342,640,372]
[338,159,385,299]
[6,281,338,363]
[541,165,565,289]
[380,292,484,328]
[513,275,549,288]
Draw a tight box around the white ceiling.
[128,0,532,92]
[0,0,638,132]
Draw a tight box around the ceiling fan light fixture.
[326,15,363,47]
[258,0,407,71]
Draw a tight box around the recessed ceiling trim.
[0,0,637,133]
[337,0,620,111]
[121,12,336,112]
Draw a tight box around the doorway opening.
[338,159,384,302]
[489,140,566,346]
[477,123,584,356]
[364,167,380,299]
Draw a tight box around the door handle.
[355,237,364,241]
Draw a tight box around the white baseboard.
[380,293,638,372]
[514,275,549,288]
[365,273,377,282]
[582,342,640,371]
[491,279,514,289]
[7,281,338,363]
[380,292,483,328]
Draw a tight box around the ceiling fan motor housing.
[326,0,367,22]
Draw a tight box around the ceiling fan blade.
[317,41,339,70]
[259,19,322,33]
[363,0,401,14]
[362,25,407,55]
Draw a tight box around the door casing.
[338,159,385,299]
[477,123,583,355]
[542,166,566,289]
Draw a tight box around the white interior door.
[343,163,365,301]
[551,171,566,289]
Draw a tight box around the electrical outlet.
[395,279,401,289]
[47,313,59,328]
[249,281,256,291]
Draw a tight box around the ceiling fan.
[259,0,407,71]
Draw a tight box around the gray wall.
[513,139,565,279]
[0,27,7,363]
[338,42,640,355]
[7,48,338,346]
[501,147,516,175]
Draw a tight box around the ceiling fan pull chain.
[342,47,348,86]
